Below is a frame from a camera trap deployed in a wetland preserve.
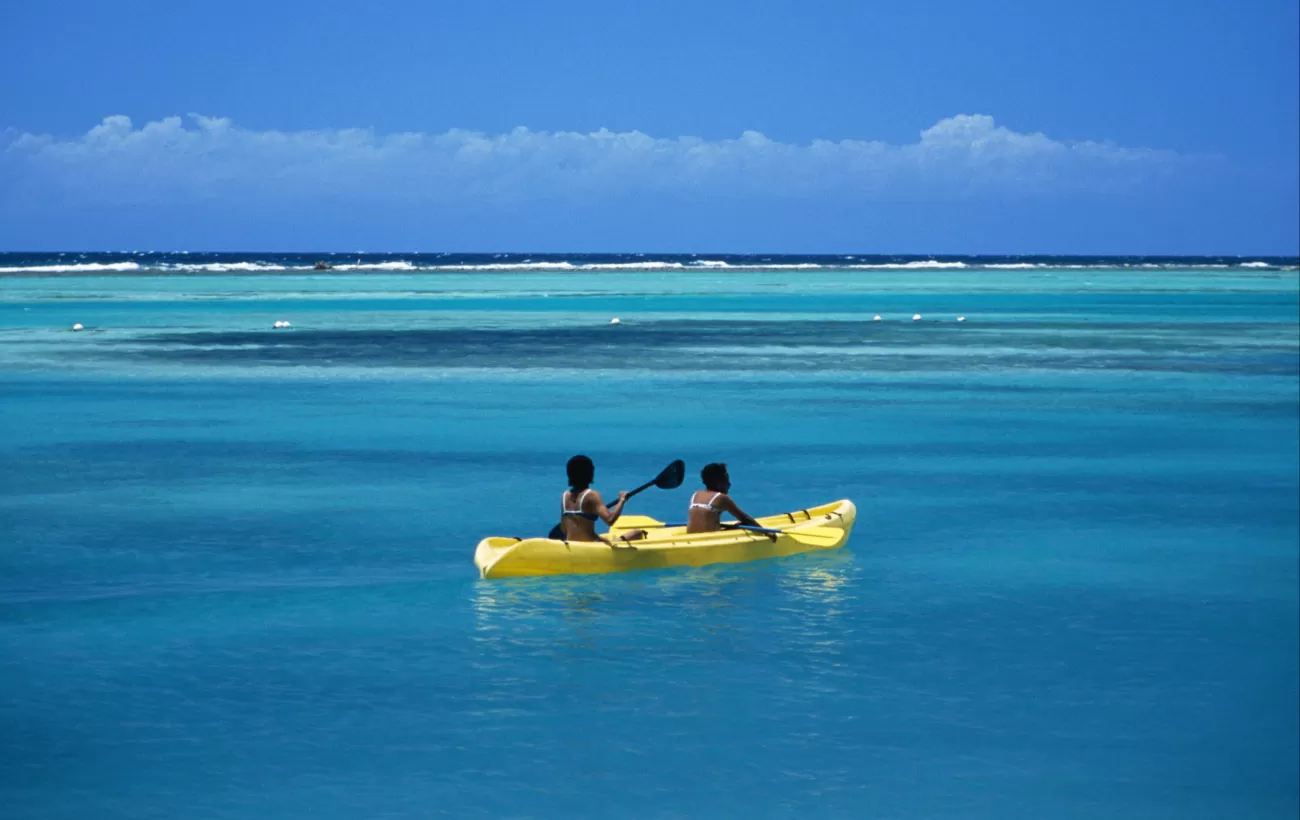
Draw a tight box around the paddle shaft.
[723,523,783,535]
[572,460,682,510]
[619,478,659,504]
[630,522,782,535]
[570,466,677,511]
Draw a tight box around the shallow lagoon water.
[1,265,1297,818]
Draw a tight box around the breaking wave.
[0,253,1294,275]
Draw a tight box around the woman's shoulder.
[692,489,728,503]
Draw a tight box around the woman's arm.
[719,496,775,540]
[719,495,760,528]
[592,490,629,525]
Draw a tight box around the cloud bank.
[1,114,1188,205]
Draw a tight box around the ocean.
[1,253,1297,818]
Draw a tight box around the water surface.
[2,263,1297,818]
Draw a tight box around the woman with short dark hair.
[559,455,644,543]
[686,462,763,534]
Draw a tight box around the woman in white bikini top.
[560,455,627,542]
[686,462,763,534]
[558,454,647,544]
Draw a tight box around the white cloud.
[1,113,1186,204]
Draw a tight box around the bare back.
[686,490,725,533]
[561,488,602,542]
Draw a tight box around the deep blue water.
[1,263,1297,818]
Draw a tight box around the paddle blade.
[654,459,686,490]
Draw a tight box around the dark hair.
[567,455,595,489]
[701,462,729,491]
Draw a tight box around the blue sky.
[1,0,1297,253]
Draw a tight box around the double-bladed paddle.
[549,459,686,540]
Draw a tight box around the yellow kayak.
[474,499,856,579]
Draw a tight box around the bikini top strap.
[564,488,593,512]
[690,491,723,510]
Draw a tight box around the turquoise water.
[2,266,1297,818]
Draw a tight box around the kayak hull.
[474,499,855,579]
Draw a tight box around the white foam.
[333,261,419,271]
[573,262,684,270]
[433,262,578,271]
[5,257,1279,277]
[849,261,968,269]
[0,261,142,273]
[166,262,303,273]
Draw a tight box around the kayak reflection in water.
[560,455,647,545]
[686,462,766,534]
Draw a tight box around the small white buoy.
[72,323,83,331]
[273,321,283,328]
[957,316,966,322]
[912,314,922,321]
[609,317,621,325]
[282,321,291,328]
[872,315,881,321]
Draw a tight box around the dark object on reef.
[313,260,333,270]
